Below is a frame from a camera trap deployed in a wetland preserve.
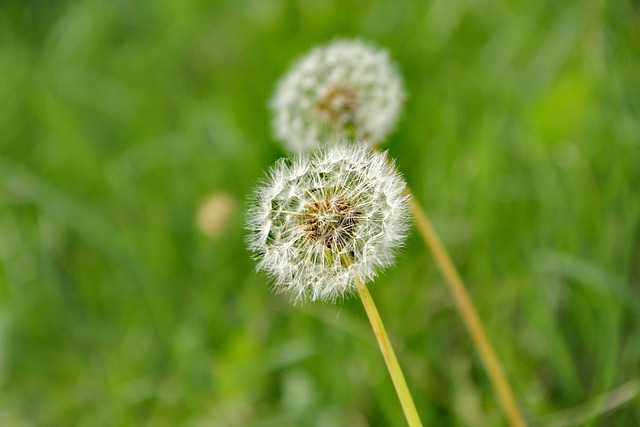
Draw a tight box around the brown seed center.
[315,85,357,126]
[303,195,358,250]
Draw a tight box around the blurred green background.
[1,0,639,425]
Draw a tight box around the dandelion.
[246,141,410,303]
[271,39,405,152]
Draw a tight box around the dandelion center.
[303,194,358,251]
[315,85,357,127]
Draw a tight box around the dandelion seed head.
[246,142,410,303]
[271,39,405,153]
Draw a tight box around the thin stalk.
[408,194,527,427]
[356,279,423,427]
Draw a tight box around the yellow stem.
[357,280,423,427]
[408,194,527,427]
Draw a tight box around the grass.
[1,0,639,425]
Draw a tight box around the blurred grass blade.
[0,157,141,278]
[539,378,640,427]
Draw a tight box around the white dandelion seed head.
[246,141,411,303]
[271,39,406,153]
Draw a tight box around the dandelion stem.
[356,280,423,427]
[408,194,527,427]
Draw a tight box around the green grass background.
[1,0,639,425]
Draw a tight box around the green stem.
[408,195,528,427]
[356,279,423,427]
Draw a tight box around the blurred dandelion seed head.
[246,142,411,303]
[271,39,405,153]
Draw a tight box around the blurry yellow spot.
[196,193,236,238]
